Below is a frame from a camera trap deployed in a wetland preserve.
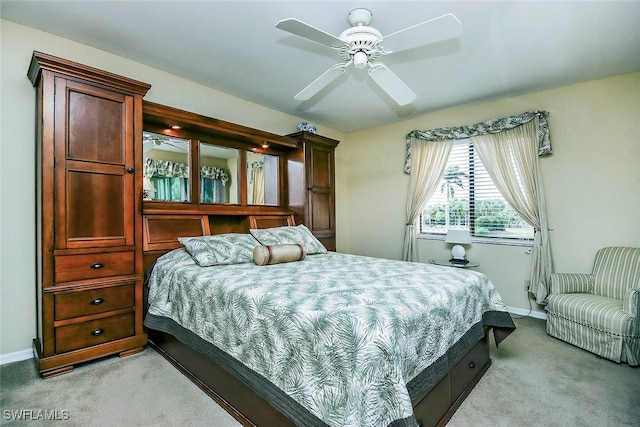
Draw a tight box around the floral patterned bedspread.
[146,249,512,427]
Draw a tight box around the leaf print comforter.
[145,249,514,427]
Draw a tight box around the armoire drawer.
[55,251,135,283]
[55,312,135,354]
[55,284,135,320]
[450,336,490,401]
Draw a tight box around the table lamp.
[143,177,156,200]
[445,229,471,264]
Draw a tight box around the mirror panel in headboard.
[143,101,298,212]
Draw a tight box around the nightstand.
[429,259,480,268]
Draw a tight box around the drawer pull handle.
[90,297,104,305]
[90,262,104,269]
[91,328,105,336]
[127,167,134,174]
[469,361,475,369]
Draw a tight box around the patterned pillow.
[250,224,327,255]
[178,234,260,267]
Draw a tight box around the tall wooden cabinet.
[287,132,340,251]
[29,52,151,377]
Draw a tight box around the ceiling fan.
[275,8,462,106]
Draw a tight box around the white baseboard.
[507,305,547,320]
[0,348,34,366]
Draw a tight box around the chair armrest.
[623,288,639,318]
[549,273,593,295]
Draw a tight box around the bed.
[142,214,515,427]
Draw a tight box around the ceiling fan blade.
[276,18,345,48]
[165,142,188,152]
[295,62,350,101]
[368,63,417,106]
[382,13,462,53]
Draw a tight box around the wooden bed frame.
[142,212,492,427]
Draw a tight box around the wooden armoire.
[287,131,340,251]
[28,52,151,377]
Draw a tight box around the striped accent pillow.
[253,244,306,266]
[250,224,327,255]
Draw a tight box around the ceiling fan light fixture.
[353,51,368,69]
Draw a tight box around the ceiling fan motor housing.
[338,25,383,65]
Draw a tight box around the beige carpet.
[449,316,640,426]
[0,347,241,427]
[1,317,639,426]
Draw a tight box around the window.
[420,139,534,242]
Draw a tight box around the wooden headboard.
[248,215,295,229]
[143,215,210,251]
[142,213,295,271]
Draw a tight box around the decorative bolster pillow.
[253,244,306,266]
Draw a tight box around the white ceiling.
[3,1,640,133]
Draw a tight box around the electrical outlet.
[524,279,531,291]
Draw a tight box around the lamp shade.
[142,177,156,201]
[143,177,155,192]
[446,229,471,263]
[445,229,471,244]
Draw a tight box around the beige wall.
[335,71,640,316]
[0,20,344,356]
[2,19,639,357]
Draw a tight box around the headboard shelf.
[143,203,294,217]
[144,101,299,151]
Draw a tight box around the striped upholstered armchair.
[546,246,640,366]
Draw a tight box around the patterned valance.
[144,158,189,178]
[200,165,230,186]
[404,111,551,173]
[144,158,230,185]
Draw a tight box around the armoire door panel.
[309,191,333,233]
[65,80,132,165]
[308,146,332,189]
[53,76,136,250]
[62,168,132,248]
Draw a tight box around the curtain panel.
[470,120,553,304]
[402,139,454,262]
[404,111,550,174]
[248,161,264,184]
